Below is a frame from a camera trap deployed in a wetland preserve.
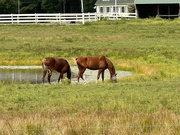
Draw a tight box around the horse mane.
[105,57,115,73]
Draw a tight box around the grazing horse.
[76,56,117,84]
[42,57,71,84]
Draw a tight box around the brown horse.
[76,56,117,84]
[42,57,71,84]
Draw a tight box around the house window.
[113,6,118,13]
[113,7,116,12]
[107,7,110,13]
[100,7,103,13]
[122,7,125,13]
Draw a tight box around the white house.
[95,0,135,16]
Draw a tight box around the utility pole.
[81,0,84,13]
[115,0,117,18]
[81,0,84,24]
[18,0,20,14]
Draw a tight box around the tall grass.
[0,80,179,134]
[0,19,180,134]
[1,110,179,134]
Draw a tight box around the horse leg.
[58,72,64,83]
[47,70,52,84]
[97,69,103,83]
[102,70,105,82]
[77,67,86,84]
[77,73,81,84]
[42,71,47,84]
[77,66,82,84]
[77,66,81,84]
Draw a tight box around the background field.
[0,18,180,134]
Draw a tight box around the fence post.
[17,14,19,24]
[35,13,39,24]
[11,14,13,24]
[82,13,85,24]
[88,12,90,22]
[95,13,97,21]
[59,13,61,24]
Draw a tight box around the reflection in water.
[0,68,46,84]
[0,66,133,84]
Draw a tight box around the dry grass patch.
[0,110,179,135]
[0,60,42,65]
[96,35,128,42]
[114,61,157,80]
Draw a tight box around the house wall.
[96,5,129,14]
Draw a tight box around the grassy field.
[0,18,180,134]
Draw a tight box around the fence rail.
[0,13,136,24]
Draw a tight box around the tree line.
[0,0,97,14]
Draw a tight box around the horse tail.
[65,59,71,80]
[42,58,46,70]
[42,58,52,75]
[67,65,71,80]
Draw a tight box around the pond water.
[0,66,133,84]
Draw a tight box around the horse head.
[111,73,117,82]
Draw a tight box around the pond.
[0,66,133,84]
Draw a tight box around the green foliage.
[61,78,71,85]
[0,0,16,14]
[128,4,135,13]
[41,0,62,13]
[0,0,97,14]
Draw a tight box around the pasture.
[0,18,180,134]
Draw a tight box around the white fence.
[98,13,137,20]
[0,13,136,25]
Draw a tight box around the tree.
[20,0,43,13]
[65,0,81,13]
[0,0,16,14]
[128,4,135,13]
[41,0,63,13]
[83,0,96,13]
[64,0,97,13]
[0,0,97,14]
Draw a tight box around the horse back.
[76,56,107,70]
[42,57,69,72]
[76,56,88,67]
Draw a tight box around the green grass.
[0,80,179,134]
[0,18,180,65]
[0,80,179,114]
[0,18,180,134]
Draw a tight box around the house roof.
[135,0,180,4]
[95,0,134,6]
